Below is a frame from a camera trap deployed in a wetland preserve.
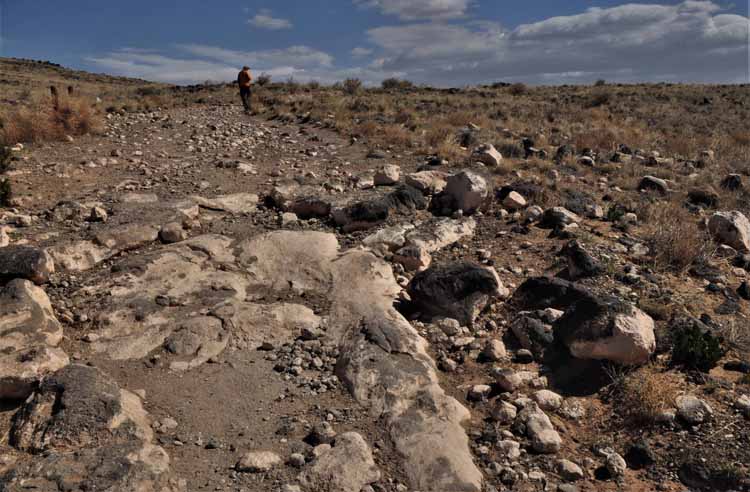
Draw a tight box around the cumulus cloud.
[86,44,404,85]
[355,0,471,20]
[248,9,292,30]
[86,1,748,86]
[367,0,749,85]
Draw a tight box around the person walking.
[237,66,253,113]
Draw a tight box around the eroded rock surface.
[0,279,68,399]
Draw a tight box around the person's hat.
[242,66,250,71]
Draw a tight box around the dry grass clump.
[616,366,680,425]
[640,201,714,272]
[1,95,102,144]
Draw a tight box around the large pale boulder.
[555,296,656,365]
[0,279,68,399]
[299,432,380,492]
[443,171,488,214]
[709,211,750,252]
[405,170,448,194]
[472,144,503,166]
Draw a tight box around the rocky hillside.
[0,66,749,492]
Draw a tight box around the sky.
[1,0,748,86]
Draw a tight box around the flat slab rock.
[1,364,184,491]
[0,279,69,399]
[73,230,483,491]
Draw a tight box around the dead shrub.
[1,96,101,143]
[640,201,713,272]
[617,366,679,425]
[508,83,527,96]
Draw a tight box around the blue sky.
[1,0,748,85]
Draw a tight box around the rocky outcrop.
[0,279,69,399]
[4,364,183,491]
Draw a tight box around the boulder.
[269,181,332,219]
[720,174,743,191]
[393,217,476,271]
[708,211,750,252]
[561,240,602,280]
[0,245,55,284]
[159,222,187,243]
[532,390,564,411]
[236,451,283,473]
[555,296,656,365]
[676,395,713,425]
[299,432,380,492]
[510,314,554,356]
[515,403,562,454]
[0,279,69,399]
[503,191,527,210]
[405,170,448,194]
[511,276,593,311]
[541,207,581,229]
[438,171,488,214]
[332,185,426,232]
[374,164,400,186]
[472,144,503,166]
[407,262,509,325]
[638,176,669,194]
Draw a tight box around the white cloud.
[355,0,471,20]
[351,47,374,57]
[86,1,749,86]
[367,1,749,85]
[248,9,292,30]
[86,44,404,86]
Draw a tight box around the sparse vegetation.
[617,366,679,425]
[671,323,725,373]
[342,78,363,95]
[381,78,414,91]
[641,202,713,272]
[256,73,272,86]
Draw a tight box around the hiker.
[237,66,253,113]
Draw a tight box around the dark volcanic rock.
[5,364,182,491]
[560,240,603,280]
[0,245,55,285]
[333,185,426,232]
[511,277,594,311]
[407,262,508,325]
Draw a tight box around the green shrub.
[671,324,725,373]
[606,204,627,222]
